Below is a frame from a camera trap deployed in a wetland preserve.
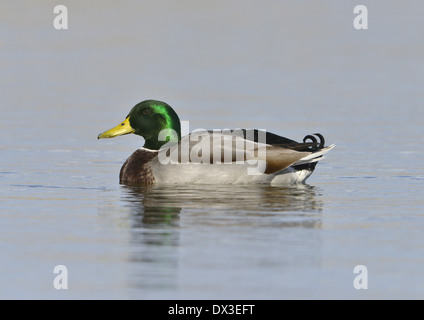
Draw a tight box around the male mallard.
[98,100,334,185]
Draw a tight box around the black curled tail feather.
[292,133,326,172]
[303,133,325,151]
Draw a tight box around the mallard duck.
[98,100,334,185]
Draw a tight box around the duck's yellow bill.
[97,117,135,139]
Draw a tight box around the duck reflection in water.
[120,184,323,295]
[121,183,323,229]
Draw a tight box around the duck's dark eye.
[121,123,125,126]
[143,109,150,114]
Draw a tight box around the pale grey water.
[1,0,424,299]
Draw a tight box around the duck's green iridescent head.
[98,100,181,150]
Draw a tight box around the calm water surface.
[1,1,424,299]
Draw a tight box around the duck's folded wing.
[263,146,311,174]
[159,131,311,174]
[233,129,326,151]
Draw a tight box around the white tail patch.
[293,144,335,166]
